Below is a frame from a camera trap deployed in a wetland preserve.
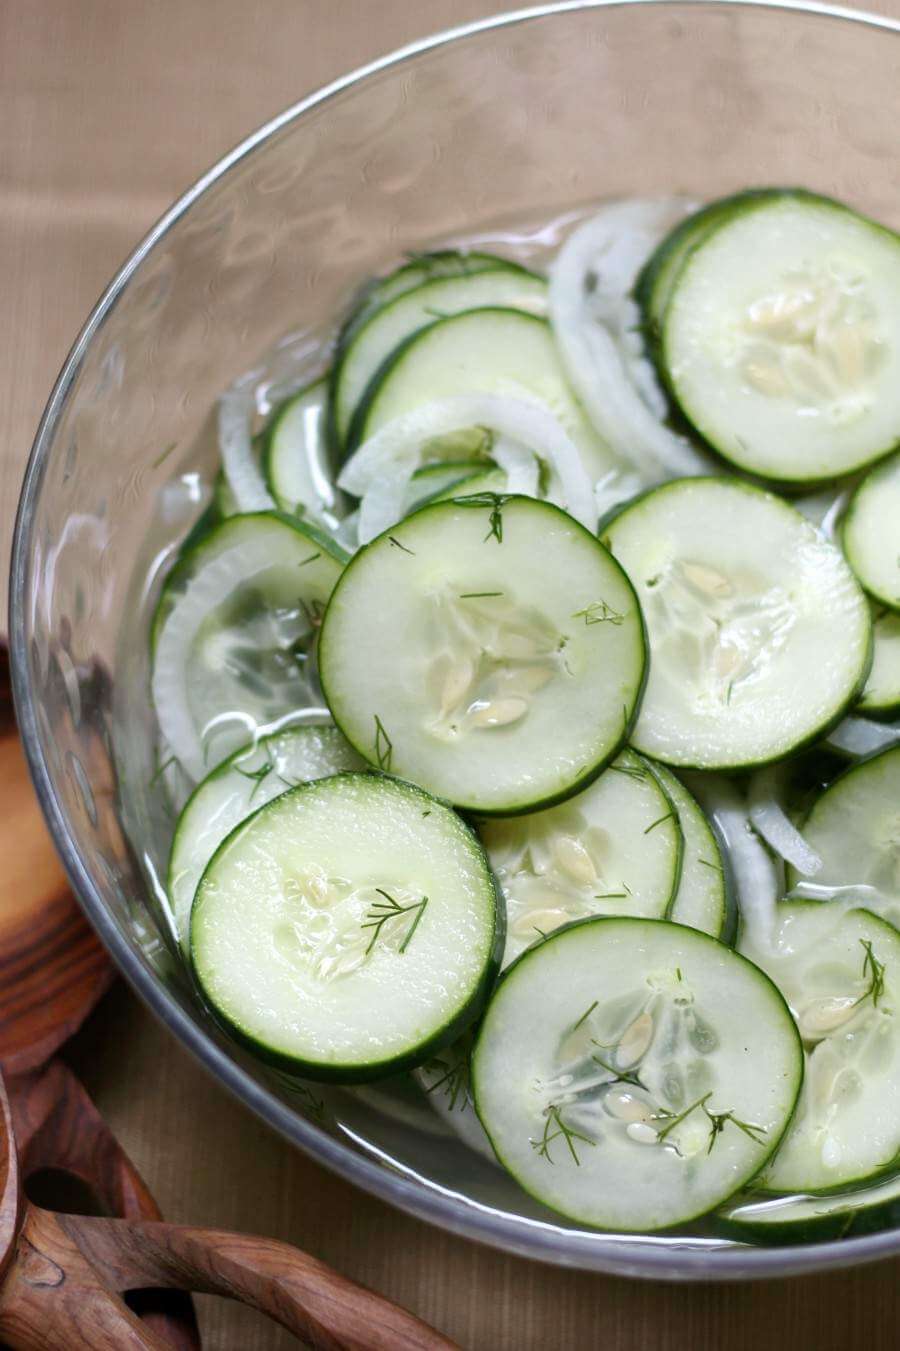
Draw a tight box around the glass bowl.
[10,0,900,1280]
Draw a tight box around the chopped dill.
[149,753,177,788]
[609,762,647,783]
[388,536,415,556]
[151,442,178,468]
[644,811,676,836]
[856,939,887,1009]
[298,552,321,568]
[361,888,429,955]
[455,491,509,543]
[459,591,504,599]
[698,858,723,873]
[572,999,599,1031]
[572,600,626,627]
[373,714,393,772]
[424,1047,470,1113]
[234,758,273,801]
[531,1104,596,1166]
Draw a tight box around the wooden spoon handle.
[60,1212,458,1350]
[0,1205,165,1350]
[8,1060,199,1349]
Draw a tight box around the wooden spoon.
[0,1069,456,1350]
[0,651,456,1348]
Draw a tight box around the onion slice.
[218,389,274,513]
[748,768,823,878]
[549,200,712,479]
[826,716,900,757]
[338,393,595,542]
[687,774,781,952]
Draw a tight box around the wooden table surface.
[4,2,900,1346]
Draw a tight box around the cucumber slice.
[635,189,782,358]
[603,478,872,770]
[343,250,529,339]
[405,459,493,511]
[858,609,900,719]
[152,513,346,779]
[785,745,900,928]
[168,724,364,950]
[319,496,647,814]
[352,307,615,481]
[647,761,729,939]
[717,1171,900,1244]
[660,192,900,483]
[334,269,547,449]
[191,773,501,1081]
[841,450,900,610]
[471,917,802,1231]
[741,903,900,1193]
[263,379,341,526]
[478,749,683,966]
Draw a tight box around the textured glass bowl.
[10,0,900,1280]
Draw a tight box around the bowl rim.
[10,0,900,1281]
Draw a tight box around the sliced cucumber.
[717,1170,900,1244]
[785,745,900,928]
[603,478,872,770]
[405,459,493,511]
[168,723,364,950]
[319,496,646,814]
[152,513,346,779]
[741,902,900,1193]
[352,307,615,480]
[472,917,802,1231]
[635,189,781,358]
[647,761,729,939]
[841,450,900,610]
[479,749,681,966]
[263,379,341,526]
[342,250,530,340]
[858,609,900,719]
[660,192,900,482]
[191,773,501,1081]
[333,269,547,449]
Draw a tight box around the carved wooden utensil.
[0,652,456,1348]
[0,1069,457,1350]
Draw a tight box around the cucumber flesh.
[786,745,900,929]
[405,459,494,511]
[858,609,900,719]
[661,192,900,482]
[472,917,802,1231]
[334,269,547,448]
[647,761,728,939]
[478,749,683,967]
[168,724,364,949]
[841,449,900,610]
[717,1170,900,1244]
[319,496,647,814]
[603,477,872,770]
[741,902,900,1193]
[354,307,615,482]
[191,773,500,1080]
[264,380,341,526]
[152,513,346,779]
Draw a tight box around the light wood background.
[4,2,900,1346]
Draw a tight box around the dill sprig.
[424,1048,471,1113]
[698,858,723,873]
[856,939,887,1009]
[459,591,504,599]
[644,811,676,836]
[149,753,177,789]
[609,762,647,783]
[234,758,273,802]
[373,714,393,772]
[361,887,429,955]
[298,551,321,568]
[571,600,626,627]
[388,536,415,555]
[455,491,509,543]
[571,1000,598,1031]
[653,1092,767,1153]
[531,1104,596,1165]
[590,1047,645,1090]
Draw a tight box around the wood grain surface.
[4,2,900,1347]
